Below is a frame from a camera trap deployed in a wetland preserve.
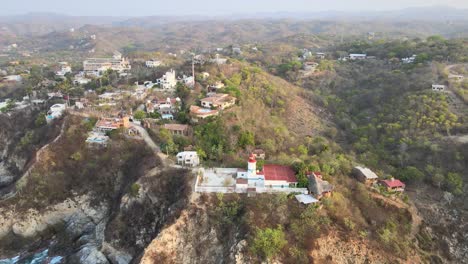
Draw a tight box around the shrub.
[129,183,141,197]
[250,226,287,260]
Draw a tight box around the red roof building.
[261,165,297,183]
[380,178,405,192]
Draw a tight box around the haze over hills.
[0,6,467,37]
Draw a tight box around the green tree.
[251,226,287,260]
[35,112,47,127]
[446,172,463,195]
[396,166,424,183]
[238,131,255,149]
[133,110,147,120]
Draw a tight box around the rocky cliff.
[0,106,61,195]
[0,114,193,263]
[141,195,247,264]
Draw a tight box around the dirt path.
[1,118,67,200]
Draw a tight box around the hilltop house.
[235,154,300,191]
[73,76,91,85]
[207,81,225,92]
[402,55,417,64]
[145,60,162,68]
[379,178,405,192]
[349,54,367,60]
[179,75,195,87]
[193,55,206,65]
[308,172,333,199]
[232,46,242,55]
[316,52,326,59]
[200,93,236,109]
[303,62,319,71]
[2,75,22,83]
[195,154,308,194]
[46,104,66,123]
[210,54,228,65]
[301,49,312,60]
[352,166,379,185]
[200,72,210,80]
[95,116,130,132]
[432,84,446,92]
[156,69,177,90]
[177,151,200,167]
[190,105,219,121]
[83,52,131,77]
[164,124,191,136]
[56,62,72,77]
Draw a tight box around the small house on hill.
[176,151,200,167]
[379,178,405,192]
[308,172,333,199]
[164,124,191,136]
[352,166,378,185]
[431,84,445,92]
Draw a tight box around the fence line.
[194,185,308,194]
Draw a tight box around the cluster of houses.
[141,69,194,91]
[402,55,417,64]
[86,113,131,146]
[176,151,334,203]
[55,62,72,77]
[175,149,405,203]
[190,93,236,122]
[145,96,181,120]
[300,50,326,61]
[352,166,406,192]
[83,52,131,77]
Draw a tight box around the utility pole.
[192,56,195,88]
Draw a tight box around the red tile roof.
[262,165,297,183]
[381,179,405,188]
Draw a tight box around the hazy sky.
[1,0,467,16]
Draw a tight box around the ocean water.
[0,249,62,264]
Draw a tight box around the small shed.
[352,166,378,185]
[379,178,405,192]
[295,194,319,204]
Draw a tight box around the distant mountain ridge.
[0,6,467,38]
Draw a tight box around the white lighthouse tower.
[247,154,257,178]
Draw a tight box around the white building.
[56,63,72,77]
[145,60,162,68]
[210,54,228,65]
[179,75,194,87]
[156,69,177,90]
[83,52,131,77]
[349,54,367,60]
[402,55,417,64]
[73,76,91,85]
[316,52,326,59]
[177,151,200,167]
[2,75,22,83]
[432,84,446,92]
[46,104,66,123]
